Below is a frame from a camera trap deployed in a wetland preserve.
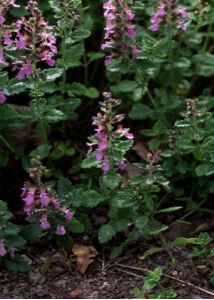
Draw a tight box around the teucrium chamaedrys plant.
[22,157,74,236]
[0,200,31,272]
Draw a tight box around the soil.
[0,218,214,299]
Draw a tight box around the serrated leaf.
[20,224,42,243]
[30,144,52,159]
[135,214,149,229]
[101,172,121,190]
[4,257,31,272]
[98,224,116,244]
[84,190,105,207]
[41,68,63,81]
[175,120,191,128]
[73,28,91,40]
[81,153,100,169]
[68,219,85,233]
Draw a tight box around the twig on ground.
[114,263,214,297]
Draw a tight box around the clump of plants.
[0,0,213,283]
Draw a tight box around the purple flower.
[17,63,33,80]
[96,151,103,161]
[102,159,110,172]
[125,9,135,21]
[174,7,188,19]
[98,140,108,151]
[0,241,7,257]
[0,15,5,25]
[53,199,60,209]
[9,0,20,8]
[0,91,6,104]
[118,160,126,170]
[56,225,66,235]
[149,1,188,32]
[126,24,136,38]
[23,189,35,206]
[40,191,50,206]
[40,216,51,230]
[65,210,74,221]
[102,0,137,64]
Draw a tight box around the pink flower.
[102,159,110,172]
[96,151,103,161]
[0,15,5,25]
[9,0,20,8]
[23,188,35,206]
[98,140,108,151]
[102,0,137,64]
[0,91,6,104]
[174,7,188,19]
[0,241,7,257]
[65,210,74,221]
[40,190,50,206]
[40,216,51,230]
[149,1,188,32]
[126,24,136,38]
[17,63,33,80]
[118,160,126,170]
[56,225,66,235]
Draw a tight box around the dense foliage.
[0,0,214,271]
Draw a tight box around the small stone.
[172,270,178,276]
[55,279,67,287]
[28,272,41,283]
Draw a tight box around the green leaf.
[98,223,116,244]
[113,219,130,232]
[73,28,91,40]
[0,105,18,120]
[195,164,209,177]
[143,267,163,291]
[56,236,73,249]
[175,120,191,128]
[57,177,72,198]
[30,144,52,159]
[156,207,182,214]
[101,172,121,190]
[5,235,26,249]
[6,80,27,95]
[129,103,154,120]
[83,190,105,207]
[41,68,63,81]
[84,87,99,99]
[20,224,43,243]
[135,214,149,230]
[0,149,8,167]
[68,219,85,233]
[111,190,134,208]
[111,80,138,93]
[193,53,214,76]
[81,153,100,169]
[64,44,84,68]
[4,257,31,272]
[46,109,66,123]
[0,72,8,89]
[87,52,105,64]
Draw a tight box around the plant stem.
[0,134,15,152]
[136,68,170,127]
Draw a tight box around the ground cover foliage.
[0,0,214,294]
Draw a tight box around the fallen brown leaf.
[69,288,83,298]
[72,245,98,274]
